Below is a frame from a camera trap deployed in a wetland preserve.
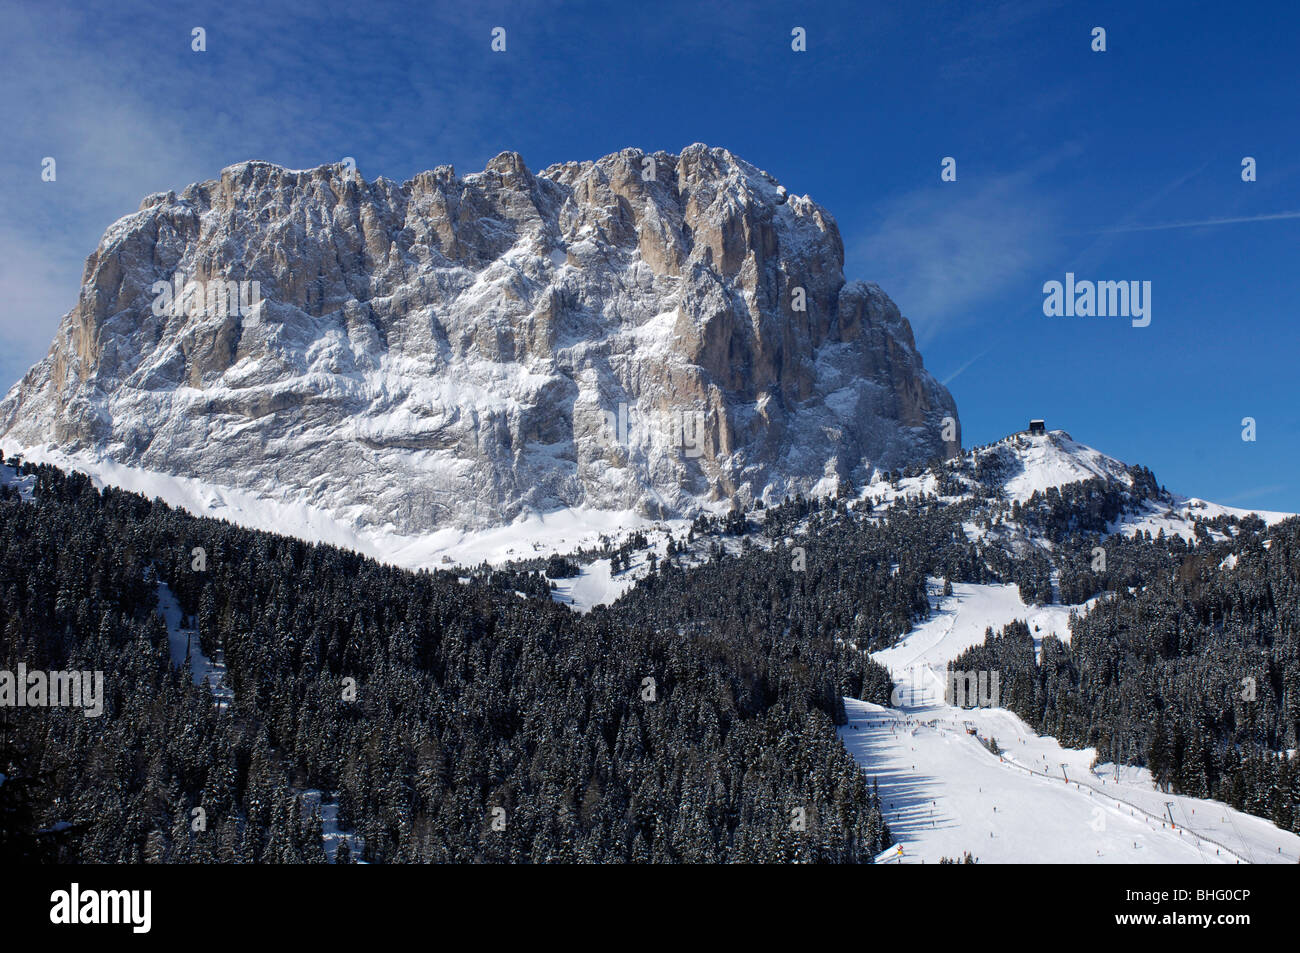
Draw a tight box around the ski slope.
[157,579,233,708]
[843,581,1300,864]
[871,582,1091,675]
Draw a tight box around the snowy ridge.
[857,430,1136,511]
[989,430,1291,532]
[996,431,1133,502]
[2,439,698,573]
[865,428,1292,539]
[6,425,1291,618]
[1115,493,1292,542]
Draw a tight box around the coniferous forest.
[951,518,1300,831]
[3,448,1299,862]
[0,457,888,863]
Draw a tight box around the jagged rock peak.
[1,145,960,534]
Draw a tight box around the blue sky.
[1,0,1297,509]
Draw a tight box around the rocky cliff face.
[0,144,959,533]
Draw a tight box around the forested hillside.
[607,459,1300,835]
[0,456,888,863]
[4,442,1297,863]
[950,517,1300,831]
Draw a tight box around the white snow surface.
[548,529,680,612]
[842,581,1300,864]
[157,579,233,707]
[870,581,1090,675]
[5,439,694,582]
[549,557,639,613]
[0,460,35,501]
[1116,495,1292,542]
[299,789,363,863]
[1000,432,1130,502]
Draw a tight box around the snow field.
[843,581,1300,864]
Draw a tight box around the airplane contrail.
[1097,210,1300,233]
[941,348,991,386]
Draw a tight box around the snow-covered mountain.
[969,429,1138,502]
[545,426,1294,615]
[0,144,958,535]
[871,427,1291,541]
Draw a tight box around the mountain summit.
[0,145,958,533]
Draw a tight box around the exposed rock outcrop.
[1,145,959,532]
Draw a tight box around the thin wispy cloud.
[1219,484,1290,506]
[849,166,1065,343]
